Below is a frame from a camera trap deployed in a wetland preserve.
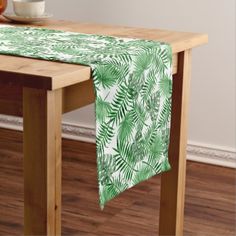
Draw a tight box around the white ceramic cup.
[13,0,45,17]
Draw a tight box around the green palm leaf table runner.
[0,26,173,208]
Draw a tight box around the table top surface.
[0,18,208,90]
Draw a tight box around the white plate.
[3,13,53,23]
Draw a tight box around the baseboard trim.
[0,115,235,168]
[187,143,236,168]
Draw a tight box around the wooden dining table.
[0,18,208,236]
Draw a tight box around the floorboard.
[0,128,235,235]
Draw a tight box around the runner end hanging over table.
[0,25,173,208]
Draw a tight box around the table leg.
[23,88,62,235]
[159,50,192,236]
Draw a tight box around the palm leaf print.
[132,167,153,185]
[146,93,161,121]
[144,122,159,147]
[105,59,130,83]
[96,123,114,154]
[101,175,128,206]
[159,74,172,98]
[142,159,163,175]
[157,47,172,67]
[97,154,116,185]
[93,64,118,89]
[157,98,172,129]
[149,133,164,158]
[152,47,172,75]
[95,96,111,123]
[131,133,148,162]
[0,26,173,208]
[133,51,152,79]
[113,53,132,64]
[129,103,147,128]
[114,141,137,180]
[140,69,157,102]
[108,83,133,124]
[118,112,135,143]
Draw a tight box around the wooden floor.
[0,128,235,236]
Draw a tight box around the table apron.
[0,53,178,117]
[0,80,94,116]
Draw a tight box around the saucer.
[3,13,53,23]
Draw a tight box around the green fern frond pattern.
[0,26,173,208]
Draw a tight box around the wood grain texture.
[0,54,177,90]
[159,50,192,235]
[0,18,207,90]
[23,88,62,235]
[62,79,95,114]
[0,53,177,116]
[0,56,176,117]
[0,84,22,116]
[0,80,96,116]
[0,128,235,236]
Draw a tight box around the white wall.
[6,0,236,150]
